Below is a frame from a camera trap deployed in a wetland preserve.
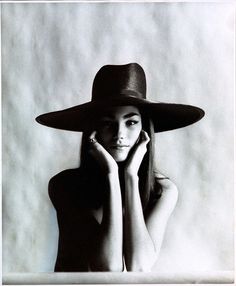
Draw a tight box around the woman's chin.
[110,152,129,163]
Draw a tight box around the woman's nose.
[113,122,125,139]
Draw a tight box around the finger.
[140,130,150,144]
[130,134,148,158]
[89,130,97,140]
[134,131,149,157]
[89,131,98,145]
[88,135,109,155]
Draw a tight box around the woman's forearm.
[90,171,123,271]
[124,173,157,271]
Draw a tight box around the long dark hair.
[79,107,162,211]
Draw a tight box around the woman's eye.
[100,120,113,128]
[127,120,139,126]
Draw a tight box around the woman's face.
[96,106,142,162]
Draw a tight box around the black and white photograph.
[2,1,234,284]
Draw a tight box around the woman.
[36,63,204,272]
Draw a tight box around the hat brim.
[35,97,205,132]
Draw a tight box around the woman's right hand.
[89,131,118,175]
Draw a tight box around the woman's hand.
[89,131,118,175]
[124,130,150,176]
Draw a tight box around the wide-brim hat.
[36,63,205,132]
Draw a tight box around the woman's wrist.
[107,165,119,175]
[106,168,120,181]
[124,171,139,183]
[124,168,139,178]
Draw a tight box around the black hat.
[36,63,205,132]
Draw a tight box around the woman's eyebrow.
[101,112,140,119]
[123,112,140,119]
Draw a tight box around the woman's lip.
[110,145,129,149]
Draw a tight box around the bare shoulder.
[145,173,178,238]
[49,168,80,186]
[48,168,94,211]
[154,173,179,210]
[156,172,178,192]
[145,174,179,253]
[48,169,78,199]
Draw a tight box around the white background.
[2,2,234,273]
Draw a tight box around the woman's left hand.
[124,130,150,176]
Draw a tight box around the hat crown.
[92,63,146,101]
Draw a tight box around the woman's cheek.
[133,129,142,145]
[96,130,109,147]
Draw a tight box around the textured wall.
[2,2,234,273]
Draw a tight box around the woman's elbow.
[106,264,124,272]
[126,254,157,272]
[127,262,153,272]
[90,261,124,272]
